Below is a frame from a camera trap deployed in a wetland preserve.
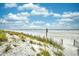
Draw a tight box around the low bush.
[0,31,7,42]
[54,51,63,56]
[37,49,50,56]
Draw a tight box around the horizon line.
[1,29,79,30]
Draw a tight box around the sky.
[0,3,79,29]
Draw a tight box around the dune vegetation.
[0,31,7,42]
[0,30,63,56]
[37,49,50,56]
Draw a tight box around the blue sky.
[0,3,79,29]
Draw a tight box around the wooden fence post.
[77,48,79,56]
[44,28,48,51]
[61,39,63,45]
[73,39,75,46]
[46,28,48,39]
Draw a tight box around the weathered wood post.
[73,39,76,46]
[61,39,63,45]
[44,28,48,51]
[77,48,79,56]
[46,28,48,39]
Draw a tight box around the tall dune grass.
[0,30,63,56]
[0,30,7,42]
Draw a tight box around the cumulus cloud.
[4,12,30,21]
[62,12,79,18]
[0,12,30,28]
[31,10,49,16]
[31,21,45,25]
[6,3,60,17]
[1,3,79,29]
[28,20,46,29]
[45,12,79,29]
[18,4,61,17]
[18,3,47,11]
[18,3,36,11]
[30,21,51,29]
[52,12,79,21]
[53,12,79,26]
[50,13,61,17]
[18,3,51,16]
[29,25,41,28]
[5,3,17,8]
[45,23,51,26]
[0,18,8,24]
[2,11,79,29]
[57,18,73,22]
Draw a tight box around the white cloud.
[0,18,8,24]
[51,21,71,29]
[51,18,73,29]
[18,3,47,11]
[62,12,79,18]
[29,20,46,29]
[18,3,38,11]
[0,12,30,27]
[51,12,79,28]
[53,13,61,17]
[18,3,50,16]
[58,18,73,22]
[46,23,50,26]
[50,13,61,17]
[51,12,79,19]
[31,21,45,25]
[2,3,79,29]
[4,12,30,21]
[29,25,41,28]
[30,21,51,29]
[18,3,63,17]
[1,3,79,29]
[5,3,17,8]
[31,10,49,16]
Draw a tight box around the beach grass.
[53,50,63,56]
[0,30,7,42]
[0,30,63,56]
[0,30,63,50]
[24,34,63,50]
[37,49,50,56]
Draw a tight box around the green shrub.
[47,39,63,50]
[37,43,42,46]
[24,34,63,50]
[0,42,3,46]
[54,51,63,56]
[37,49,50,56]
[0,30,63,52]
[30,41,33,44]
[37,53,41,56]
[0,32,7,42]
